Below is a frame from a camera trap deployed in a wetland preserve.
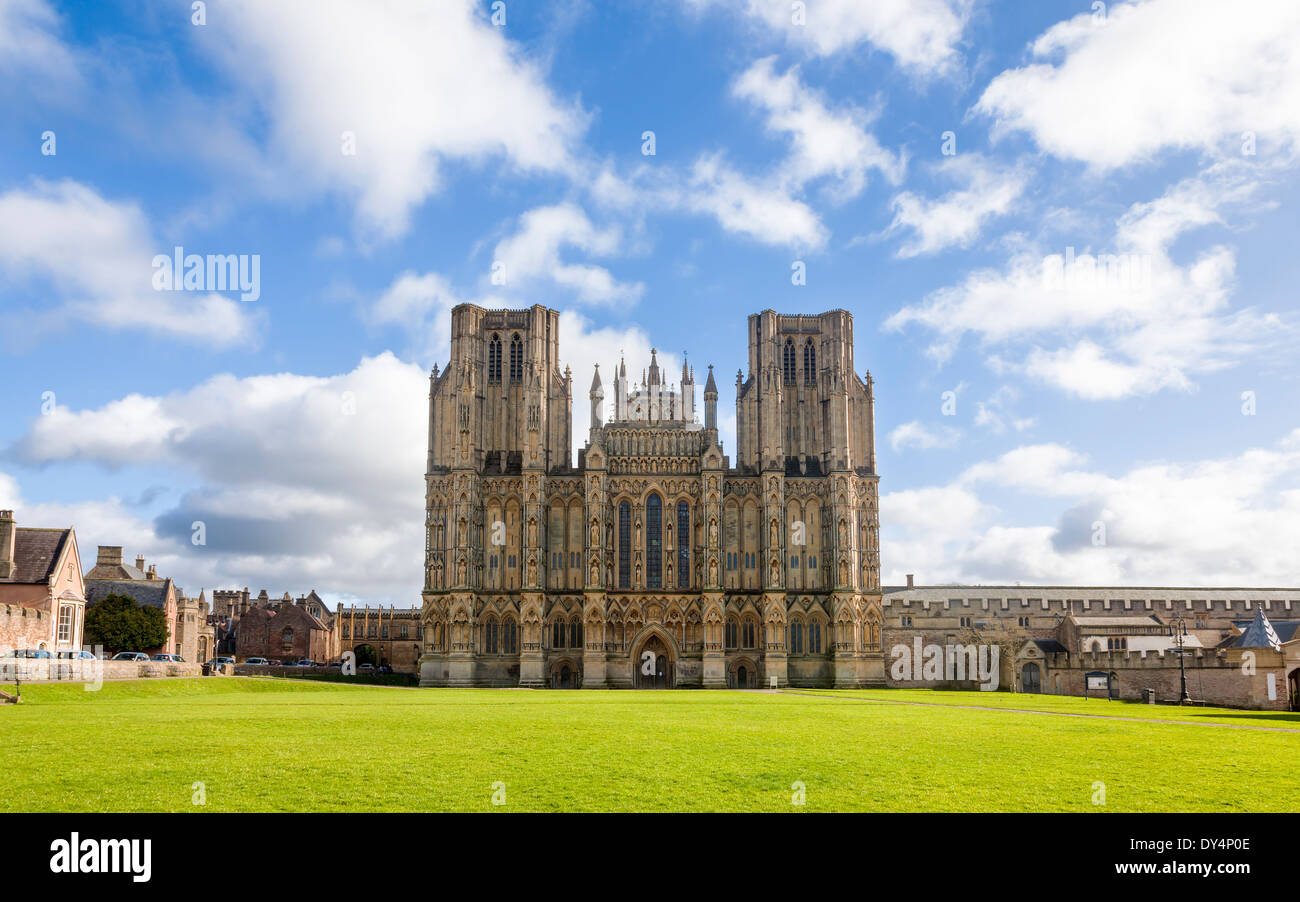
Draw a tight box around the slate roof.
[84,561,148,580]
[1233,608,1283,650]
[2,527,71,584]
[84,577,174,610]
[1032,639,1069,654]
[1230,618,1300,645]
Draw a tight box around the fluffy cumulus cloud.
[733,57,905,200]
[8,353,429,604]
[881,432,1300,586]
[0,180,261,346]
[491,204,644,305]
[885,163,1285,398]
[200,0,586,240]
[0,0,80,85]
[686,0,971,74]
[888,420,962,452]
[976,0,1300,168]
[885,155,1026,257]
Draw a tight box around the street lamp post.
[1172,615,1190,704]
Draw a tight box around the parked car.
[244,657,270,665]
[111,652,149,662]
[359,662,375,671]
[325,661,342,669]
[152,654,185,663]
[56,650,98,660]
[295,659,315,667]
[206,656,235,667]
[2,648,53,658]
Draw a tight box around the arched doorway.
[736,665,748,689]
[353,644,378,667]
[1021,662,1041,693]
[633,633,673,689]
[549,659,580,689]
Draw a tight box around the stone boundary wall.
[0,659,203,682]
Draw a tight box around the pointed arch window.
[803,339,816,385]
[790,620,803,654]
[618,502,631,589]
[782,338,796,384]
[509,333,523,381]
[503,619,518,654]
[488,333,502,382]
[676,500,690,588]
[646,494,662,589]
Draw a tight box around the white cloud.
[883,432,1300,586]
[201,0,586,240]
[492,204,644,305]
[0,0,79,86]
[885,155,1026,256]
[973,386,1033,434]
[686,0,971,74]
[976,0,1300,168]
[888,420,961,452]
[0,180,260,347]
[682,153,828,249]
[10,353,429,604]
[733,56,904,200]
[884,163,1285,398]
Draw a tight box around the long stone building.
[420,305,882,688]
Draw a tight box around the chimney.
[147,564,158,580]
[0,510,15,580]
[906,574,914,589]
[135,554,145,572]
[97,545,123,567]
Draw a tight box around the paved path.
[775,689,1300,733]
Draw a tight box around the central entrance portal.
[634,634,673,689]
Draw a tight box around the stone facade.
[337,605,423,671]
[420,305,882,688]
[881,585,1300,710]
[0,510,86,655]
[213,588,337,662]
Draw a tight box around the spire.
[648,348,660,386]
[589,363,603,393]
[682,356,691,384]
[1237,605,1281,650]
[704,364,718,395]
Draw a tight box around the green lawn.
[2,678,1296,812]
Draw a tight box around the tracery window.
[646,494,662,589]
[782,339,796,384]
[789,621,803,654]
[809,622,821,654]
[503,620,518,654]
[618,502,631,588]
[803,339,816,384]
[725,618,738,649]
[484,618,499,654]
[509,333,523,381]
[676,501,690,588]
[488,333,502,382]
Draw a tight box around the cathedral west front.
[419,304,884,688]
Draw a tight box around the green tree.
[84,593,168,654]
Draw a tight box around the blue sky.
[2,0,1298,607]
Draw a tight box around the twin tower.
[421,304,883,689]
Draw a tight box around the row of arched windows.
[782,338,816,385]
[487,332,524,383]
[480,617,518,654]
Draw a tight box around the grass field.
[2,677,1296,812]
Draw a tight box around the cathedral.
[419,304,883,688]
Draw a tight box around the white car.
[151,654,185,663]
[244,657,270,665]
[111,652,149,662]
